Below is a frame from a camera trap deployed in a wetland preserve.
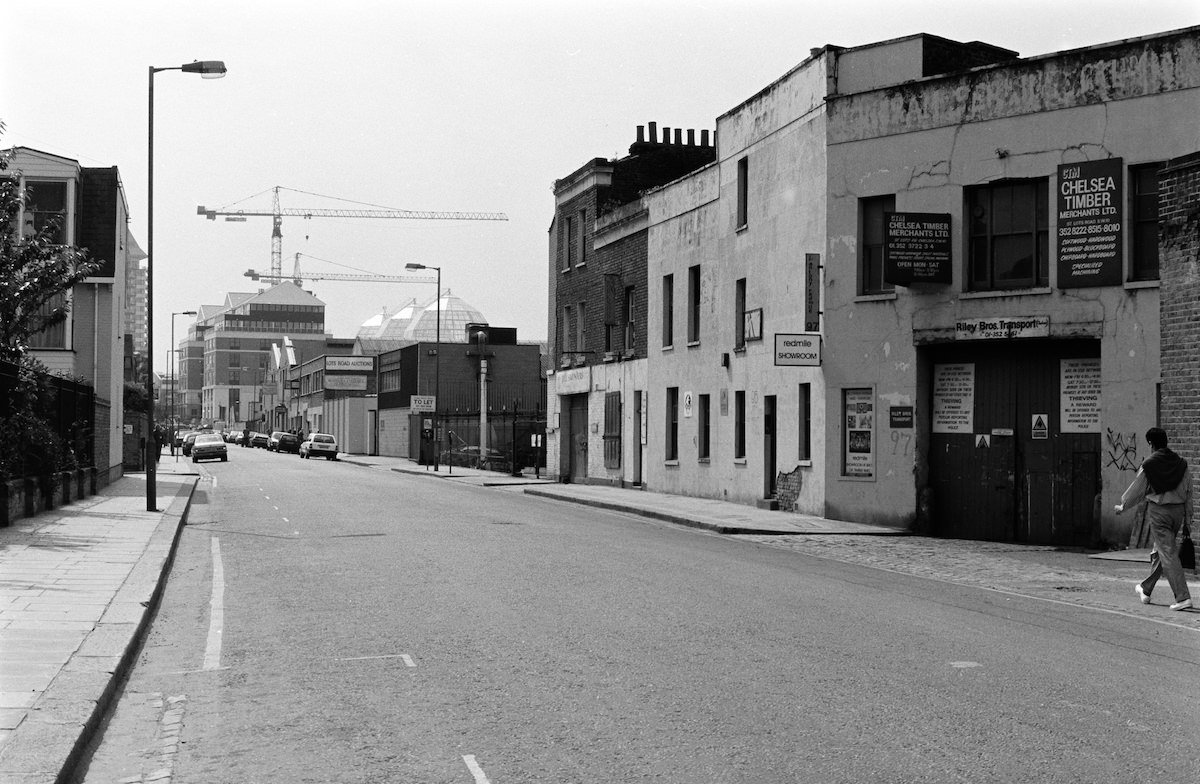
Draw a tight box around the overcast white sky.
[4,1,1198,356]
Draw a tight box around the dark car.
[181,431,200,456]
[191,433,228,463]
[267,431,286,451]
[250,431,269,449]
[275,432,300,453]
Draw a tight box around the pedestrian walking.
[1115,427,1193,611]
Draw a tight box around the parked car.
[299,433,338,460]
[191,433,228,463]
[174,430,189,448]
[181,431,200,456]
[275,432,300,454]
[250,431,270,449]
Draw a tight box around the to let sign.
[411,395,436,412]
[1057,158,1122,287]
[883,212,952,285]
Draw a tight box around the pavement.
[2,452,1197,784]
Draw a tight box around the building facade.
[8,148,140,483]
[580,27,1200,547]
[546,125,716,486]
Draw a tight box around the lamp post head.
[181,60,227,78]
[405,263,426,271]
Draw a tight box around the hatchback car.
[191,433,228,462]
[299,433,338,460]
[250,432,270,449]
[275,432,300,454]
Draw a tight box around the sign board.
[884,212,953,285]
[889,406,914,429]
[1060,358,1101,433]
[743,308,763,342]
[774,333,822,366]
[411,395,436,413]
[955,316,1049,341]
[324,375,367,391]
[804,253,821,331]
[325,356,374,372]
[932,363,975,433]
[683,392,693,418]
[1032,414,1050,440]
[843,389,874,478]
[1057,158,1122,287]
[976,434,991,448]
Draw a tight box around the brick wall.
[1158,150,1200,530]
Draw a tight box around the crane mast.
[198,185,507,279]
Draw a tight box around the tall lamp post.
[171,310,197,432]
[146,59,226,511]
[405,263,441,470]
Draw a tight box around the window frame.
[698,393,711,460]
[736,157,749,229]
[1130,162,1165,282]
[662,274,674,348]
[860,195,896,295]
[687,264,701,344]
[666,386,679,461]
[966,178,1049,291]
[734,390,746,459]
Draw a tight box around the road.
[77,449,1200,783]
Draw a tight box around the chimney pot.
[663,126,671,144]
[648,121,658,144]
[701,129,710,147]
[687,129,696,146]
[674,128,683,145]
[636,125,645,144]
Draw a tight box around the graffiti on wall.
[1105,429,1139,471]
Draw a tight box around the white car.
[299,433,338,460]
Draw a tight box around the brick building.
[546,124,716,485]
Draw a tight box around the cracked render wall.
[823,27,1200,538]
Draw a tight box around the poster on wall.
[1057,158,1123,288]
[933,363,975,434]
[883,212,952,285]
[1060,358,1101,433]
[844,388,874,478]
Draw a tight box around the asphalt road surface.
[77,450,1200,783]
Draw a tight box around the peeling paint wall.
[823,28,1200,539]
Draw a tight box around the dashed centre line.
[203,537,225,671]
[463,755,491,784]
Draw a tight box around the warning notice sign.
[1060,358,1101,433]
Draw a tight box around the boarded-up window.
[603,391,622,469]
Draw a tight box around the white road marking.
[950,661,982,669]
[203,537,225,671]
[273,505,279,511]
[334,653,416,666]
[463,755,491,784]
[282,517,289,523]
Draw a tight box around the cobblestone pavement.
[732,532,1200,630]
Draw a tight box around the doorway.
[763,394,777,498]
[567,395,588,483]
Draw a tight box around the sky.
[4,1,1198,359]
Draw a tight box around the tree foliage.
[0,138,101,363]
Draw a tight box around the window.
[577,302,586,354]
[734,390,746,459]
[666,387,679,461]
[26,292,68,349]
[24,180,68,244]
[687,264,701,343]
[624,286,636,352]
[798,383,812,461]
[734,277,747,349]
[860,195,896,294]
[736,157,749,229]
[967,179,1049,290]
[1131,162,1165,282]
[603,392,622,469]
[698,393,711,460]
[577,209,587,266]
[662,274,674,348]
[562,216,574,271]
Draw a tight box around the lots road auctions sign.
[883,212,952,285]
[1057,158,1122,287]
[774,333,822,366]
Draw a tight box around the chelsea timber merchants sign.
[1057,158,1122,288]
[883,212,952,285]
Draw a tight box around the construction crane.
[198,185,507,280]
[245,253,437,286]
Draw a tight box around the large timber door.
[928,340,1100,545]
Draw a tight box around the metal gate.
[928,340,1100,545]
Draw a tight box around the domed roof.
[402,291,487,342]
[379,300,419,339]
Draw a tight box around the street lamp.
[406,263,441,470]
[146,60,226,511]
